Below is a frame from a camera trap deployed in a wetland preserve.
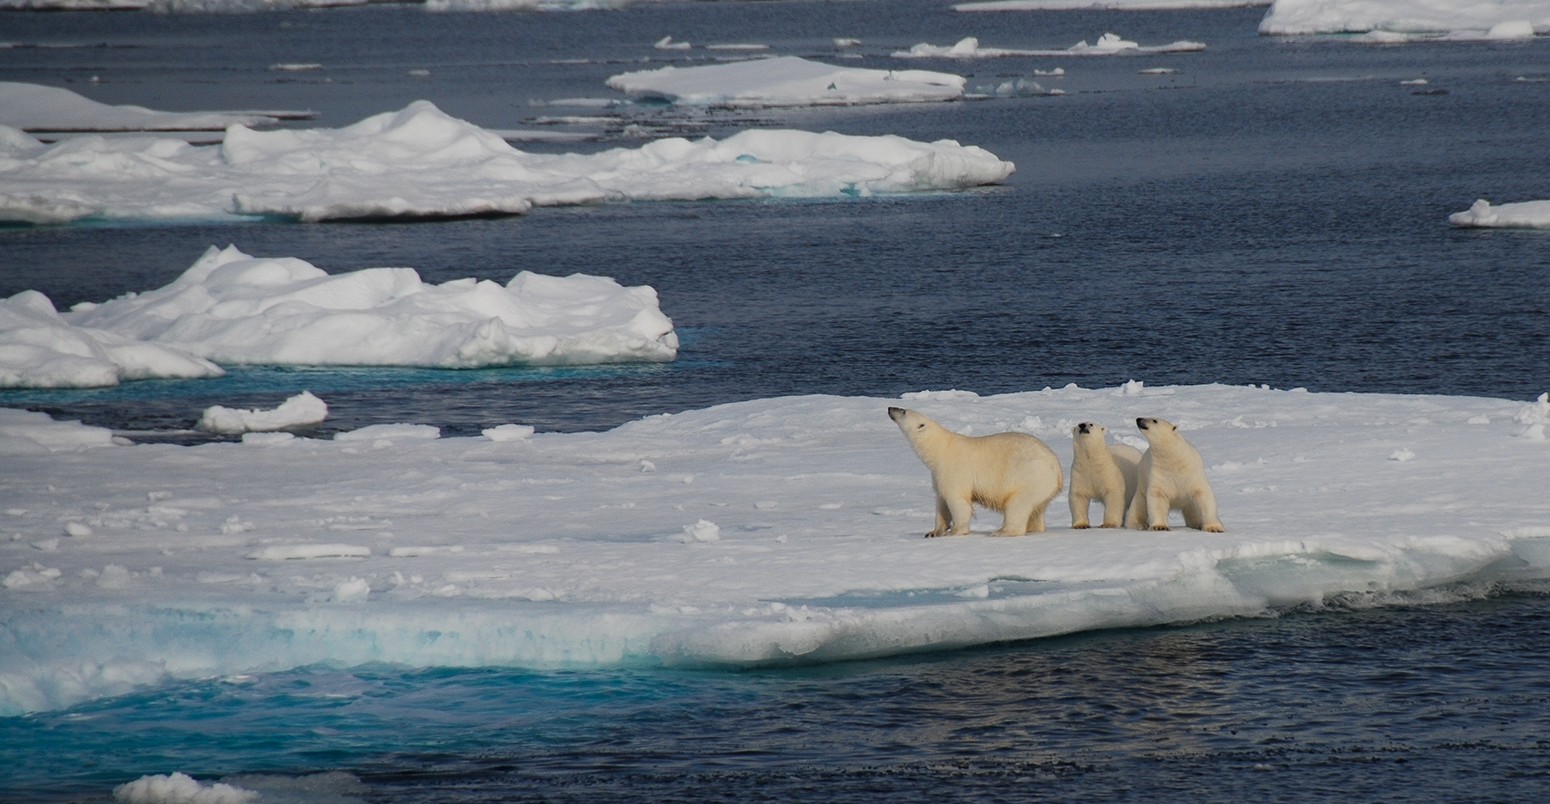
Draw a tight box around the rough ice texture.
[2,383,1548,715]
[1258,0,1550,36]
[605,56,968,107]
[0,98,1013,225]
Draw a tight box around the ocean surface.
[3,1,1550,800]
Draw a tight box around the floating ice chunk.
[654,35,692,50]
[607,56,967,106]
[332,577,371,603]
[1448,199,1550,230]
[113,772,258,804]
[334,424,442,443]
[197,391,328,435]
[0,102,1014,225]
[65,245,679,369]
[895,32,1205,58]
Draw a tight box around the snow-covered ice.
[0,98,1013,225]
[1448,198,1550,229]
[605,56,968,107]
[1259,0,1550,37]
[894,33,1206,58]
[0,244,680,387]
[0,82,306,133]
[3,383,1548,716]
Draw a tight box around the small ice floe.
[197,391,328,435]
[606,56,967,106]
[894,33,1205,59]
[679,519,722,543]
[1448,199,1550,230]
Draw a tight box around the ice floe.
[2,383,1549,715]
[1259,0,1550,38]
[1448,199,1550,229]
[0,98,1013,225]
[605,56,967,107]
[895,33,1206,58]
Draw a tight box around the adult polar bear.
[1125,417,1225,532]
[1068,421,1142,529]
[887,407,1063,537]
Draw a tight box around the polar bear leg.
[943,492,975,537]
[1124,487,1147,529]
[1099,488,1127,528]
[1189,489,1225,532]
[1146,489,1173,531]
[1069,491,1092,529]
[927,495,953,537]
[1025,498,1050,534]
[994,493,1036,537]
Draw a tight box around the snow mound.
[606,56,967,107]
[0,100,1013,225]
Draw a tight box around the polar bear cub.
[1125,417,1225,532]
[1068,422,1143,529]
[888,407,1063,537]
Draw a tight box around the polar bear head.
[1073,421,1108,439]
[1135,417,1178,442]
[888,407,947,453]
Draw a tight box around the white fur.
[1068,422,1142,529]
[888,407,1063,537]
[1124,417,1224,532]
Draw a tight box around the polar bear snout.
[887,406,907,422]
[1136,417,1151,430]
[1076,422,1093,434]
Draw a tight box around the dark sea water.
[3,1,1550,801]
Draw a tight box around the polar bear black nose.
[888,407,905,421]
[1136,418,1149,429]
[1077,422,1090,433]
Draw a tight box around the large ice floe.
[0,245,679,388]
[1448,199,1550,229]
[605,56,968,107]
[1258,0,1550,38]
[2,383,1549,715]
[0,96,1013,225]
[894,33,1206,58]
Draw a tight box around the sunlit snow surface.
[0,99,1012,225]
[3,383,1548,715]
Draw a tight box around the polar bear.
[1124,417,1224,532]
[887,407,1063,537]
[1068,422,1142,529]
